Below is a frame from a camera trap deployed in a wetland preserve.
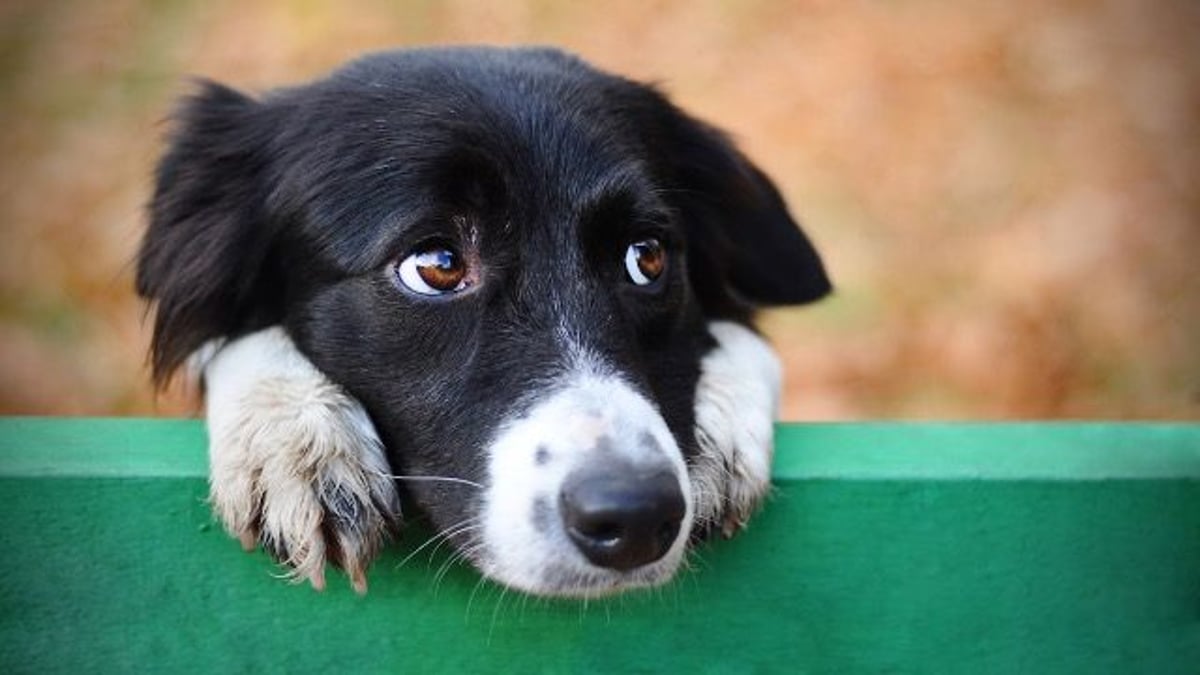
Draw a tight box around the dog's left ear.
[655,112,832,315]
[136,81,284,386]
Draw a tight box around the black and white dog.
[137,46,830,597]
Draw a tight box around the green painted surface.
[1,418,1198,674]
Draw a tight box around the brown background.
[1,0,1197,420]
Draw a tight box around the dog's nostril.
[559,466,686,572]
[576,520,623,546]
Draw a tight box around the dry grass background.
[0,0,1197,420]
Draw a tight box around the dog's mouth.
[456,370,695,597]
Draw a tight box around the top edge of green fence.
[0,417,1196,480]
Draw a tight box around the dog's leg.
[690,321,781,538]
[196,327,400,593]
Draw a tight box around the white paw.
[200,328,400,593]
[690,321,781,538]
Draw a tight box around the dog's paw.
[200,328,401,593]
[690,321,781,539]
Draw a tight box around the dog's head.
[139,47,829,596]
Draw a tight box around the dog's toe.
[315,466,402,594]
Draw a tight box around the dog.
[137,46,830,597]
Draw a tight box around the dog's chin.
[473,543,688,599]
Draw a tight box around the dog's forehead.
[275,49,666,274]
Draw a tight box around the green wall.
[1,419,1198,673]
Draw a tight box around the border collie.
[137,46,830,597]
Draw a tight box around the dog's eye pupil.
[395,245,469,296]
[625,239,665,286]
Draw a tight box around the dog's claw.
[349,566,368,595]
[720,516,741,539]
[309,567,327,592]
[238,530,258,552]
[338,536,371,594]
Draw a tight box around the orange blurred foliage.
[1,0,1197,419]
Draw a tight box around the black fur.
[138,46,830,541]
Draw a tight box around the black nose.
[559,464,686,571]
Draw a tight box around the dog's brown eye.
[624,239,666,286]
[396,245,470,296]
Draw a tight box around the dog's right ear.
[137,81,282,386]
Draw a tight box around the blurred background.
[1,0,1197,420]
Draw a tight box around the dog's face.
[138,47,829,596]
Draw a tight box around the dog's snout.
[559,464,686,571]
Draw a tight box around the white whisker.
[466,569,493,620]
[395,517,481,570]
[433,540,484,588]
[381,473,484,489]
